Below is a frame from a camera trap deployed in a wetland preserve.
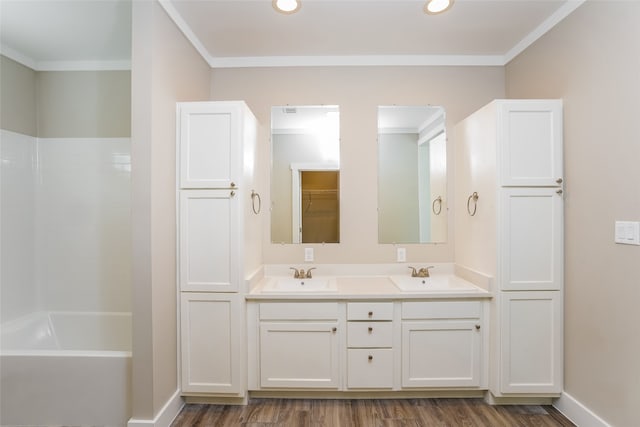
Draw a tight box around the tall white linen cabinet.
[176,101,260,402]
[454,100,564,402]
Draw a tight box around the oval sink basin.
[390,275,481,292]
[262,277,338,293]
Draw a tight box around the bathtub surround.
[0,132,132,321]
[1,45,133,425]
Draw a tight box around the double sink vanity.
[246,265,491,396]
[176,99,564,406]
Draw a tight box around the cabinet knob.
[368,355,373,361]
[230,182,236,187]
[368,327,373,333]
[556,178,563,184]
[556,189,563,195]
[368,311,373,317]
[475,324,481,330]
[332,327,337,332]
[230,190,236,197]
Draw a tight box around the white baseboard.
[554,392,611,427]
[127,389,184,427]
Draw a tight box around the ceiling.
[0,0,584,70]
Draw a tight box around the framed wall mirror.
[378,106,447,244]
[271,106,340,244]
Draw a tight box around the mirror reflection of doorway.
[300,171,339,243]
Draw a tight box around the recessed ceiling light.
[273,0,301,15]
[424,0,454,15]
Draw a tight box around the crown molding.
[1,45,130,71]
[504,0,586,64]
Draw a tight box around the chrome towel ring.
[432,196,443,215]
[251,190,261,214]
[467,192,479,216]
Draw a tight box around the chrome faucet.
[409,266,434,278]
[290,267,316,278]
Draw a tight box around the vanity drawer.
[347,302,393,321]
[347,348,394,389]
[347,322,393,348]
[402,301,481,320]
[259,302,339,320]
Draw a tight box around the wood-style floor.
[171,398,575,426]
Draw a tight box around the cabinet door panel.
[179,190,238,292]
[260,322,340,388]
[500,291,562,394]
[178,103,239,188]
[499,100,562,186]
[180,293,242,394]
[500,188,563,291]
[402,321,481,388]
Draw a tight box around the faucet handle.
[408,266,418,277]
[305,267,316,278]
[290,267,300,278]
[419,266,435,277]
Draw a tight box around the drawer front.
[259,302,339,320]
[347,322,393,348]
[347,302,393,321]
[347,348,394,389]
[402,301,481,320]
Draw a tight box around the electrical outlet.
[304,247,314,262]
[396,247,406,262]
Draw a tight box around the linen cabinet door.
[178,102,240,189]
[498,100,563,187]
[500,291,562,394]
[180,293,243,395]
[179,189,238,292]
[500,187,563,291]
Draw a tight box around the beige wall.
[0,55,37,136]
[131,0,211,420]
[210,66,505,264]
[0,55,130,138]
[37,70,131,138]
[506,2,640,426]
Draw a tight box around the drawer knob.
[368,327,373,333]
[332,327,337,332]
[475,324,481,330]
[368,355,373,361]
[368,311,373,317]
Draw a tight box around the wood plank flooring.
[171,398,575,427]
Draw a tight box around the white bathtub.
[0,311,132,426]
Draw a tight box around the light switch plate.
[396,247,406,262]
[304,247,314,262]
[615,221,640,245]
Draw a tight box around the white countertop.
[246,274,492,300]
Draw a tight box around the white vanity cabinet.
[346,302,395,389]
[177,101,259,398]
[454,99,564,400]
[257,302,341,389]
[401,301,485,388]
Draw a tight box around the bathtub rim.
[0,310,132,355]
